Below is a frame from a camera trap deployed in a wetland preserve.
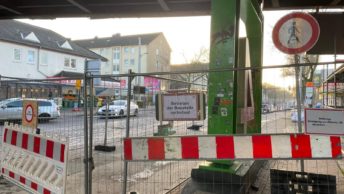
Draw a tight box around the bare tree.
[281,54,319,103]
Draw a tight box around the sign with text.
[305,108,344,135]
[22,100,38,129]
[156,93,206,121]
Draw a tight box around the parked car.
[0,98,60,122]
[290,109,304,122]
[97,100,139,117]
[262,104,271,114]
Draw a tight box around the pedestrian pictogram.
[22,100,38,129]
[272,12,320,54]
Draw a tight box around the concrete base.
[181,160,266,194]
[94,145,116,152]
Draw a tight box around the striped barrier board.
[124,134,344,161]
[1,123,68,194]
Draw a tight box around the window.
[41,52,48,65]
[124,59,129,65]
[113,48,120,63]
[71,59,76,68]
[124,47,129,53]
[131,47,135,54]
[14,49,21,61]
[64,58,70,67]
[113,64,119,72]
[6,101,23,108]
[38,101,52,107]
[27,50,35,63]
[130,59,135,65]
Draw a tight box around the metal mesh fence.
[0,65,344,194]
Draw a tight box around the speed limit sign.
[22,100,38,129]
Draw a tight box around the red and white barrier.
[124,134,343,161]
[1,123,68,194]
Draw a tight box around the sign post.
[273,12,320,173]
[22,100,38,130]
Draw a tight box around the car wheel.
[134,109,138,116]
[39,113,50,123]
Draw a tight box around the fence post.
[123,69,133,194]
[83,61,89,194]
[89,77,95,193]
[294,54,304,172]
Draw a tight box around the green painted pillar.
[241,0,263,134]
[208,0,238,135]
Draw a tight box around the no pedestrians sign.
[22,100,38,129]
[272,12,320,54]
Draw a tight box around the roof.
[0,20,107,61]
[74,33,162,49]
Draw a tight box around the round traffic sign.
[25,105,34,123]
[272,12,320,54]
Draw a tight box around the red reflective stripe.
[46,140,54,159]
[124,139,133,160]
[216,136,235,159]
[60,144,65,162]
[181,136,199,159]
[20,176,26,184]
[290,134,312,158]
[330,136,341,158]
[11,131,17,146]
[22,133,28,149]
[148,138,165,160]
[33,137,40,154]
[1,168,4,174]
[31,182,38,190]
[9,171,14,178]
[43,188,51,194]
[3,128,8,143]
[252,135,272,158]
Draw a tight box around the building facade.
[0,20,105,100]
[74,33,171,98]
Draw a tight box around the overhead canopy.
[263,0,344,10]
[0,0,212,19]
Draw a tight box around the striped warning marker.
[1,123,68,194]
[124,134,343,161]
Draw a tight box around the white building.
[0,20,106,99]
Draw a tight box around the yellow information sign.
[22,100,38,129]
[75,80,81,90]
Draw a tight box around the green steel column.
[241,0,263,133]
[208,0,238,135]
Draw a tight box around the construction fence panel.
[0,77,86,194]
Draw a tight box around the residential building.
[74,33,171,98]
[0,20,106,99]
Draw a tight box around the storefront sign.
[305,108,344,135]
